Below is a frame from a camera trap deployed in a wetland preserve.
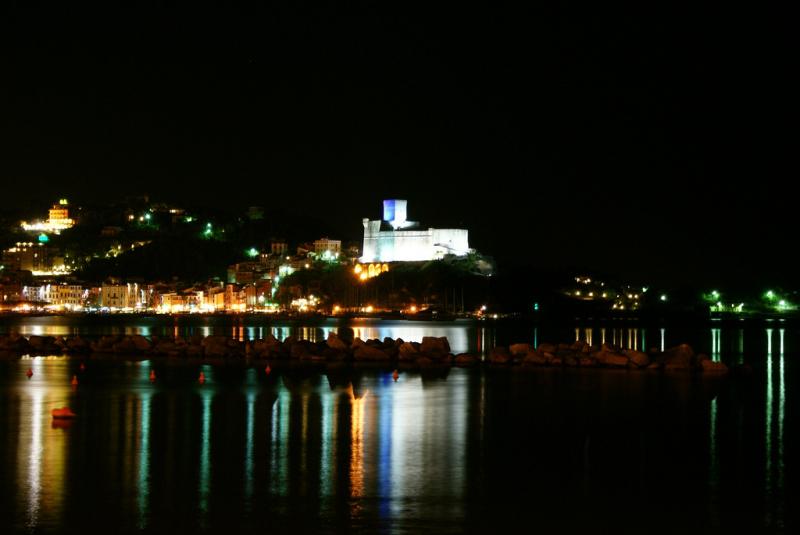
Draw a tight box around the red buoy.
[79,362,86,372]
[149,370,156,382]
[52,407,77,419]
[265,364,271,375]
[26,368,33,379]
[392,369,399,382]
[198,371,206,385]
[71,375,79,386]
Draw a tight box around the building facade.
[2,243,52,273]
[21,199,75,232]
[100,282,145,310]
[361,199,470,263]
[313,237,341,255]
[44,284,84,307]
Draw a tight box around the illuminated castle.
[361,200,470,263]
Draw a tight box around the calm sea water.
[0,316,795,533]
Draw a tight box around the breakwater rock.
[508,341,729,373]
[0,332,728,373]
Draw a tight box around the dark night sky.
[0,3,794,287]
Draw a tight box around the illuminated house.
[100,282,145,310]
[313,237,341,256]
[21,199,75,232]
[361,200,470,263]
[24,284,85,308]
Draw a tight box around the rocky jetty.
[511,340,729,373]
[0,331,729,373]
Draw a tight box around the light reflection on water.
[764,328,786,529]
[25,388,43,528]
[244,374,256,508]
[137,390,152,530]
[0,321,795,533]
[270,389,290,496]
[198,379,213,526]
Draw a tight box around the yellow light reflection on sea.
[26,389,44,528]
[350,387,367,498]
[18,359,70,530]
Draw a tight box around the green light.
[765,290,775,300]
[185,216,194,223]
[144,213,151,221]
[711,290,719,299]
[246,247,259,258]
[778,300,787,308]
[660,294,667,302]
[38,233,49,243]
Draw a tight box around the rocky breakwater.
[491,341,729,373]
[0,330,461,367]
[0,331,729,373]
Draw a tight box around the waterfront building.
[100,282,145,310]
[159,292,184,312]
[361,199,471,263]
[205,286,226,311]
[0,280,24,304]
[23,283,85,308]
[46,284,84,308]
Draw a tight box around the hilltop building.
[361,199,470,263]
[21,199,75,232]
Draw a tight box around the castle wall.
[361,203,471,262]
[431,228,470,257]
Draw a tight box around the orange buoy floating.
[52,407,77,419]
[79,362,86,372]
[392,369,399,382]
[265,364,271,375]
[149,370,156,382]
[198,371,206,385]
[26,368,33,379]
[71,375,79,386]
